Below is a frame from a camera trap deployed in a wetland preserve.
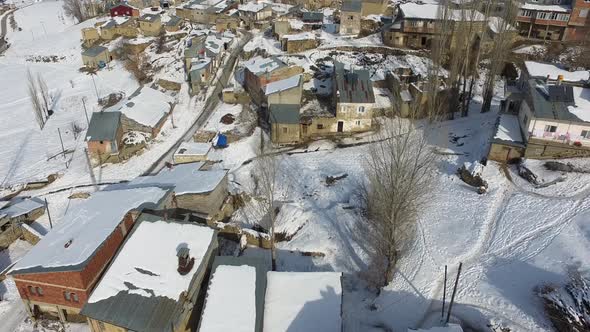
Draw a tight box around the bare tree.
[37,74,51,118]
[9,14,17,31]
[63,0,86,23]
[27,69,46,129]
[70,121,84,140]
[254,142,281,271]
[360,119,436,289]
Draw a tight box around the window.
[317,124,324,130]
[580,9,589,18]
[99,140,104,144]
[282,127,288,133]
[550,12,558,20]
[557,13,570,21]
[545,125,557,133]
[358,106,365,113]
[64,291,71,301]
[28,286,36,295]
[72,293,79,302]
[349,16,354,20]
[582,130,590,139]
[36,287,43,296]
[355,120,361,126]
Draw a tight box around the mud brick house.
[81,213,218,332]
[99,17,139,40]
[269,104,302,144]
[340,0,362,35]
[243,56,304,105]
[281,32,318,53]
[86,111,123,160]
[109,3,140,17]
[137,13,162,36]
[8,187,173,323]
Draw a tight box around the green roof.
[86,112,121,142]
[269,104,300,124]
[82,45,108,58]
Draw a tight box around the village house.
[273,19,291,38]
[281,32,318,53]
[99,17,139,40]
[109,3,140,17]
[382,3,486,49]
[516,0,572,41]
[176,0,238,24]
[340,0,362,35]
[302,11,324,29]
[494,61,590,160]
[566,0,590,41]
[269,104,301,144]
[332,62,376,133]
[81,28,100,47]
[197,257,342,332]
[137,13,162,36]
[265,74,303,107]
[106,86,173,138]
[86,112,123,161]
[190,58,214,92]
[81,46,111,68]
[8,187,173,323]
[197,256,267,332]
[361,0,387,16]
[173,141,211,164]
[238,1,273,24]
[216,14,240,32]
[121,162,229,220]
[242,56,304,105]
[165,15,184,32]
[127,0,159,8]
[81,213,218,332]
[0,198,45,249]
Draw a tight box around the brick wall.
[14,278,90,309]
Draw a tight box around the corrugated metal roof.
[82,45,108,58]
[341,0,361,12]
[527,79,581,122]
[86,111,121,142]
[81,213,218,332]
[302,11,323,22]
[269,104,300,124]
[334,62,375,104]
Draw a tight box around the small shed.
[174,141,212,164]
[82,45,111,68]
[86,111,123,157]
[488,113,525,162]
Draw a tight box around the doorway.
[337,121,344,133]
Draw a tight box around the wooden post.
[44,198,52,229]
[58,128,66,160]
[82,98,90,126]
[441,265,447,321]
[446,262,462,324]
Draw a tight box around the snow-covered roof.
[243,56,287,75]
[488,16,516,33]
[238,2,270,13]
[191,57,212,71]
[87,216,215,304]
[399,3,485,21]
[175,141,211,156]
[493,113,524,144]
[107,87,173,128]
[567,87,590,122]
[520,2,571,13]
[0,197,44,218]
[265,74,301,95]
[198,264,257,332]
[10,187,170,275]
[283,31,316,41]
[128,163,227,195]
[263,272,342,332]
[524,61,590,83]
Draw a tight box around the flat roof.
[263,272,342,332]
[243,56,287,76]
[493,113,524,145]
[265,74,301,95]
[106,87,172,128]
[0,197,44,218]
[175,141,211,156]
[82,214,217,331]
[524,61,589,83]
[10,187,170,275]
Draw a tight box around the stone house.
[382,3,485,49]
[281,32,318,53]
[81,28,100,47]
[243,56,304,105]
[216,14,240,32]
[238,2,273,22]
[81,213,218,332]
[269,104,301,144]
[177,0,238,24]
[385,68,447,118]
[361,0,387,16]
[0,198,46,248]
[165,15,183,32]
[8,188,173,323]
[290,0,333,10]
[265,74,303,107]
[81,46,111,68]
[273,19,291,38]
[340,0,362,35]
[109,3,140,17]
[138,13,162,36]
[99,17,139,40]
[86,112,123,160]
[332,62,375,133]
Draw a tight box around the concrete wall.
[267,85,303,107]
[488,142,525,162]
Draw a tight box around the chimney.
[177,247,195,275]
[557,74,564,86]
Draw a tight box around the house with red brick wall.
[565,0,590,41]
[8,187,173,323]
[516,0,573,41]
[109,3,140,17]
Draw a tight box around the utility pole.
[82,97,90,126]
[446,262,463,324]
[57,128,66,160]
[44,198,52,229]
[441,265,447,321]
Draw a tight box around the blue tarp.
[216,134,228,148]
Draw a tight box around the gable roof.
[81,213,217,332]
[86,111,121,142]
[9,187,171,275]
[334,62,375,104]
[106,87,172,128]
[82,45,108,57]
[269,104,300,124]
